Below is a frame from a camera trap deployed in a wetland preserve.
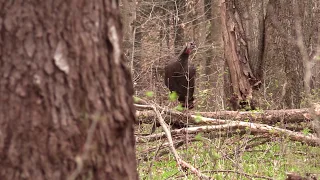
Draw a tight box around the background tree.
[263,0,320,109]
[0,0,138,179]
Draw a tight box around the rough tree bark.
[263,0,315,109]
[208,0,225,110]
[221,0,261,109]
[234,0,265,80]
[0,1,138,179]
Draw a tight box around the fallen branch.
[150,105,212,180]
[203,170,273,180]
[197,109,312,124]
[137,121,320,146]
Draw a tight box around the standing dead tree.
[220,0,261,110]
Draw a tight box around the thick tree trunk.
[221,0,260,110]
[0,1,138,179]
[262,0,319,109]
[234,0,265,80]
[264,0,304,109]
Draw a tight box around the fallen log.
[196,109,311,124]
[135,103,320,146]
[135,106,313,130]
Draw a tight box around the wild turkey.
[164,42,196,109]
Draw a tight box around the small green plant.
[302,127,311,135]
[301,88,320,107]
[169,91,178,101]
[133,96,141,103]
[195,133,203,141]
[174,104,184,111]
[194,113,203,123]
[145,91,154,98]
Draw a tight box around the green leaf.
[145,91,154,98]
[133,96,141,103]
[175,104,184,111]
[194,113,203,123]
[169,91,178,101]
[302,128,311,135]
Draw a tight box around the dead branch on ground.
[137,120,320,146]
[150,104,212,180]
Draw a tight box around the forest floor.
[136,124,320,180]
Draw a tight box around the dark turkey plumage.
[164,42,196,109]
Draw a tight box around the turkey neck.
[178,52,190,70]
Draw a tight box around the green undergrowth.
[136,129,320,180]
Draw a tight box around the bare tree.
[0,1,138,179]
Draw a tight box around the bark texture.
[221,0,260,109]
[262,0,319,108]
[234,0,265,79]
[0,1,138,179]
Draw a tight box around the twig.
[150,104,212,180]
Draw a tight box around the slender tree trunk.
[132,6,143,89]
[121,0,136,55]
[0,1,138,179]
[174,0,186,53]
[209,0,225,110]
[194,0,209,109]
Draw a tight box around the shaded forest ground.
[136,128,320,179]
[134,98,320,179]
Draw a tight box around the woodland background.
[121,0,320,110]
[120,0,320,179]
